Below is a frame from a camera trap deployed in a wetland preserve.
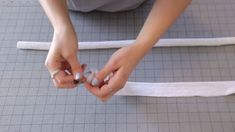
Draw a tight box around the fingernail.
[104,72,113,82]
[91,77,99,86]
[104,75,109,82]
[86,74,94,83]
[65,69,71,75]
[75,73,80,80]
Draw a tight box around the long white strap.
[17,37,235,50]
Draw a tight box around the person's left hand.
[84,44,142,101]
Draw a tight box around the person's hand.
[45,28,84,88]
[84,45,142,101]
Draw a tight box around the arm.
[39,0,73,33]
[85,0,192,101]
[134,0,192,59]
[39,0,83,88]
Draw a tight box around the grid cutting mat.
[1,0,235,132]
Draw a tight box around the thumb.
[66,55,83,80]
[91,60,117,86]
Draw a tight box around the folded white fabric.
[116,81,235,97]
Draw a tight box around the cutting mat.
[0,0,235,131]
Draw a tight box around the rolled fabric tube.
[17,37,235,50]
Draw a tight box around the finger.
[52,78,77,89]
[66,54,83,80]
[99,69,126,99]
[99,84,115,101]
[84,79,120,102]
[91,60,118,86]
[84,82,101,97]
[62,63,87,80]
[71,63,87,84]
[87,69,125,101]
[54,70,77,84]
[87,83,117,102]
[84,72,114,98]
[99,90,114,101]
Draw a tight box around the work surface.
[1,0,235,132]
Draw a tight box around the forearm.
[39,0,74,33]
[134,0,191,58]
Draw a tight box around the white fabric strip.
[17,37,235,50]
[116,81,235,97]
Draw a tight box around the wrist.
[128,43,148,65]
[53,23,75,35]
[131,41,152,59]
[53,25,77,41]
[52,25,78,46]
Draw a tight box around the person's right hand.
[45,28,84,88]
